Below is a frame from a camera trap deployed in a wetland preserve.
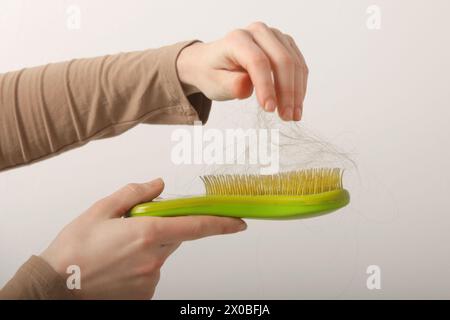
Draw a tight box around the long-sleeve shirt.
[0,40,211,299]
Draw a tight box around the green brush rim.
[129,189,350,220]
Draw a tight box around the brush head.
[200,168,344,196]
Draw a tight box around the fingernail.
[282,107,293,121]
[264,99,276,112]
[294,107,302,121]
[237,221,247,231]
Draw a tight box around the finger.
[132,215,247,243]
[286,35,308,69]
[91,178,165,219]
[271,29,304,121]
[211,70,254,100]
[225,29,277,112]
[284,33,309,119]
[246,22,296,120]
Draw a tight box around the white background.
[1,0,449,299]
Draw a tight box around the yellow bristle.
[200,168,344,196]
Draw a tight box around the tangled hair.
[201,105,356,176]
[256,108,356,171]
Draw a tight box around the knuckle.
[139,228,157,247]
[248,21,268,32]
[294,59,303,68]
[270,27,281,34]
[285,34,295,43]
[138,219,165,246]
[276,53,294,69]
[251,54,270,69]
[298,62,309,75]
[226,29,250,43]
[150,219,163,237]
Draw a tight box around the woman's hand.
[177,22,309,121]
[40,178,247,299]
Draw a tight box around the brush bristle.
[200,168,344,196]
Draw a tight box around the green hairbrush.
[129,168,350,220]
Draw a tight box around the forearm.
[0,40,211,172]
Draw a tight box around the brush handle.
[129,190,350,220]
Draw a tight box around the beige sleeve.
[0,41,212,299]
[0,40,211,172]
[0,256,75,300]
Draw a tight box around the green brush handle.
[130,189,350,220]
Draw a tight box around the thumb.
[211,70,254,100]
[91,178,164,219]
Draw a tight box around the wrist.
[40,246,67,277]
[177,41,204,95]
